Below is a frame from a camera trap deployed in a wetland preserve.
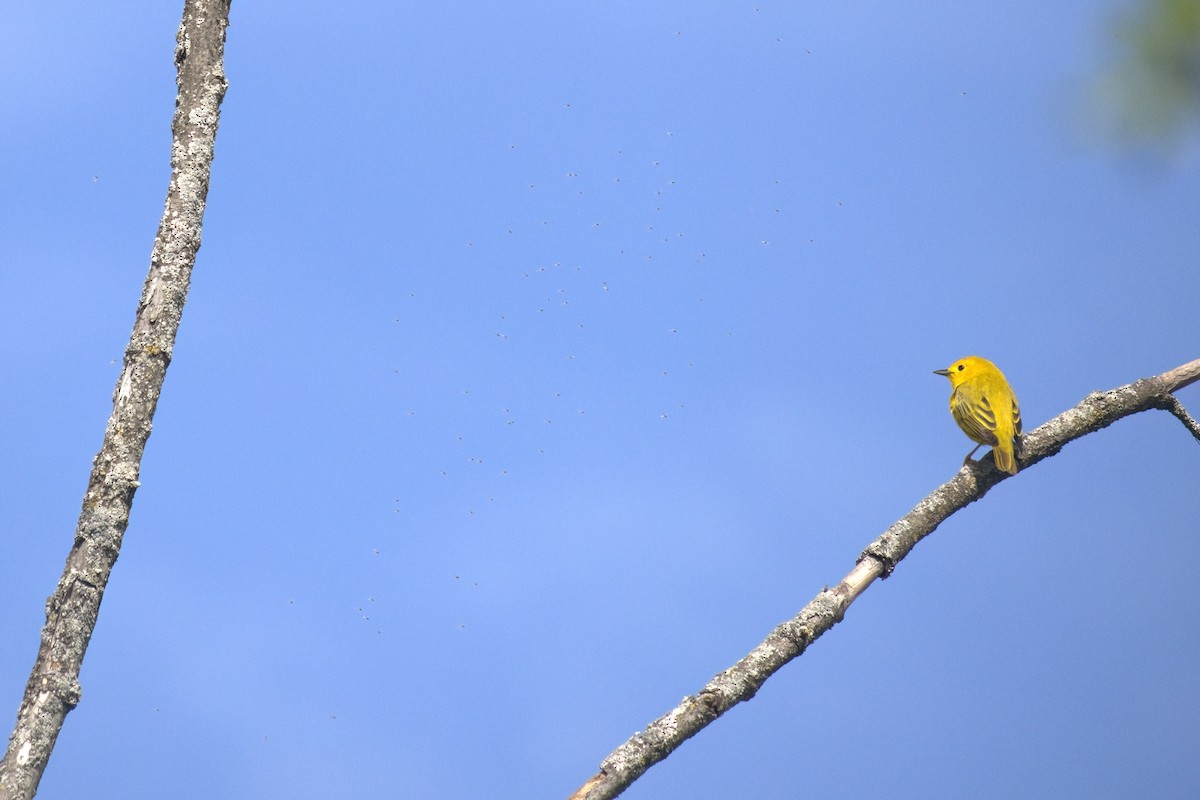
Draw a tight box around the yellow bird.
[934,356,1022,474]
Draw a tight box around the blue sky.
[3,2,1199,798]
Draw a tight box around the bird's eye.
[956,364,964,371]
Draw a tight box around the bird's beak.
[933,369,950,376]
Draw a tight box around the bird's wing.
[952,384,1000,446]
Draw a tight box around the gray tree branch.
[570,357,1200,800]
[0,3,231,798]
[1161,395,1200,443]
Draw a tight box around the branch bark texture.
[0,3,231,798]
[570,357,1200,800]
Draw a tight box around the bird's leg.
[962,444,983,466]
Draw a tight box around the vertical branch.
[0,3,231,798]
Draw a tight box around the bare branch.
[570,357,1200,800]
[1160,396,1200,443]
[0,3,231,798]
[1159,359,1200,393]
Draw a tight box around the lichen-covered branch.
[0,3,231,798]
[570,357,1200,800]
[1160,396,1200,443]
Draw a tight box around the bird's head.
[934,355,994,388]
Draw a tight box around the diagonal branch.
[1159,395,1200,443]
[0,3,231,798]
[569,357,1200,800]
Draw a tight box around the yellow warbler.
[934,356,1022,475]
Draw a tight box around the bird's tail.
[993,443,1018,475]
